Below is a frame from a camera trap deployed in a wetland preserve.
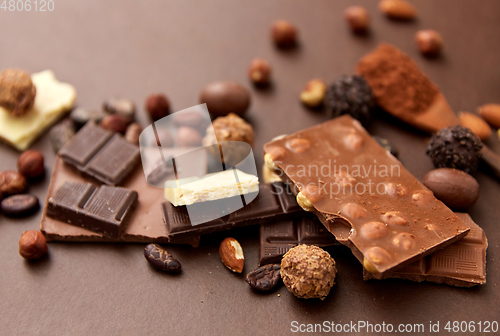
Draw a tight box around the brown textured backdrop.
[0,0,499,335]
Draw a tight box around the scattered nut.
[17,150,45,179]
[0,68,36,117]
[145,93,170,122]
[246,264,282,292]
[379,0,417,20]
[125,123,143,145]
[0,170,28,196]
[19,230,48,260]
[281,245,336,300]
[300,79,326,108]
[199,81,251,117]
[478,104,500,128]
[344,6,370,32]
[271,20,298,48]
[144,244,182,273]
[248,58,272,85]
[103,98,136,123]
[459,112,491,141]
[1,194,39,217]
[175,126,202,147]
[100,114,128,134]
[415,30,443,56]
[219,237,244,273]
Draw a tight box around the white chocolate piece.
[165,169,259,206]
[0,70,76,150]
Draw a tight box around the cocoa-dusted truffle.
[0,69,36,117]
[325,75,374,124]
[281,244,336,300]
[202,113,254,166]
[427,125,483,174]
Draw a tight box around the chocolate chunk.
[1,194,39,217]
[264,115,470,279]
[49,119,76,153]
[144,244,182,273]
[246,264,282,292]
[47,182,138,239]
[103,98,136,123]
[58,122,140,186]
[259,215,338,265]
[70,108,106,129]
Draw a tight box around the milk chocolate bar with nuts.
[263,115,470,279]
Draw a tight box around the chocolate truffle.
[0,69,36,117]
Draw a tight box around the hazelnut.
[145,93,170,122]
[300,79,326,108]
[415,30,443,55]
[17,150,45,179]
[202,113,254,166]
[125,123,143,145]
[271,20,298,48]
[0,170,28,196]
[344,6,370,32]
[19,230,48,260]
[100,114,128,134]
[281,245,336,300]
[102,98,136,123]
[248,58,272,85]
[0,68,36,117]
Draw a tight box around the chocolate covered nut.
[19,230,47,260]
[343,203,367,219]
[145,93,170,122]
[392,232,416,250]
[103,98,136,123]
[175,127,202,147]
[0,69,36,117]
[49,120,75,153]
[379,0,416,20]
[17,150,44,179]
[344,6,370,32]
[423,168,479,209]
[281,245,336,300]
[246,264,282,292]
[381,211,408,226]
[415,30,443,56]
[100,114,128,134]
[1,194,39,217]
[248,58,272,85]
[70,108,106,129]
[271,20,298,48]
[220,237,244,273]
[300,79,326,108]
[144,244,182,273]
[0,170,27,196]
[199,81,251,117]
[125,123,142,145]
[360,222,388,239]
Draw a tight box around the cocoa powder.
[356,43,439,117]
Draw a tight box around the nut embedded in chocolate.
[427,125,483,174]
[271,20,298,48]
[281,244,336,300]
[145,93,170,122]
[144,244,182,273]
[19,230,48,260]
[17,150,45,179]
[0,68,36,117]
[0,170,28,196]
[246,264,282,292]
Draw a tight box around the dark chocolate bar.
[363,213,488,287]
[259,215,339,266]
[263,115,470,279]
[58,122,140,186]
[162,182,302,237]
[47,182,138,239]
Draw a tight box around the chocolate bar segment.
[363,213,487,287]
[259,215,339,265]
[47,182,138,239]
[263,115,470,279]
[58,122,140,185]
[162,182,303,237]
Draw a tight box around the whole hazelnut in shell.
[17,150,45,179]
[281,244,336,300]
[19,230,48,260]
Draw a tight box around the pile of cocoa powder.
[356,43,439,117]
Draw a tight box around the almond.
[459,111,491,141]
[219,237,244,273]
[379,0,417,20]
[478,104,500,128]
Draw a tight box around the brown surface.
[0,1,499,335]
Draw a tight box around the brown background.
[1,0,499,335]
